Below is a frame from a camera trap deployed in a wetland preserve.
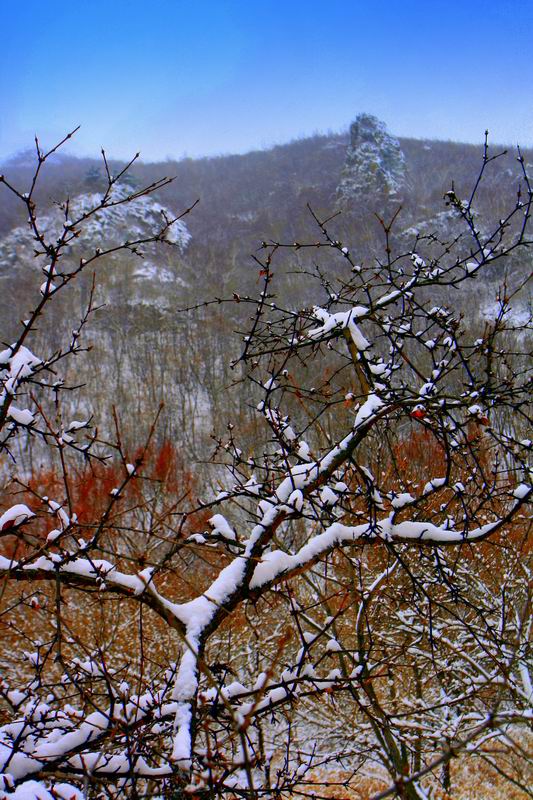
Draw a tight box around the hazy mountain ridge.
[0,118,530,455]
[2,122,529,243]
[1,117,530,325]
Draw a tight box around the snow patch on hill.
[0,184,190,280]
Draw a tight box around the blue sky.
[1,0,532,162]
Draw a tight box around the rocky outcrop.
[0,183,191,311]
[336,114,406,210]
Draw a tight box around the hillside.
[0,116,530,457]
[2,120,531,274]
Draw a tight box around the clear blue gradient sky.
[1,0,532,162]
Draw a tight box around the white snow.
[391,493,415,510]
[308,306,369,350]
[0,504,34,530]
[208,514,237,541]
[7,406,34,426]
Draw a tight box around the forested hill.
[0,115,530,348]
[1,120,530,260]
